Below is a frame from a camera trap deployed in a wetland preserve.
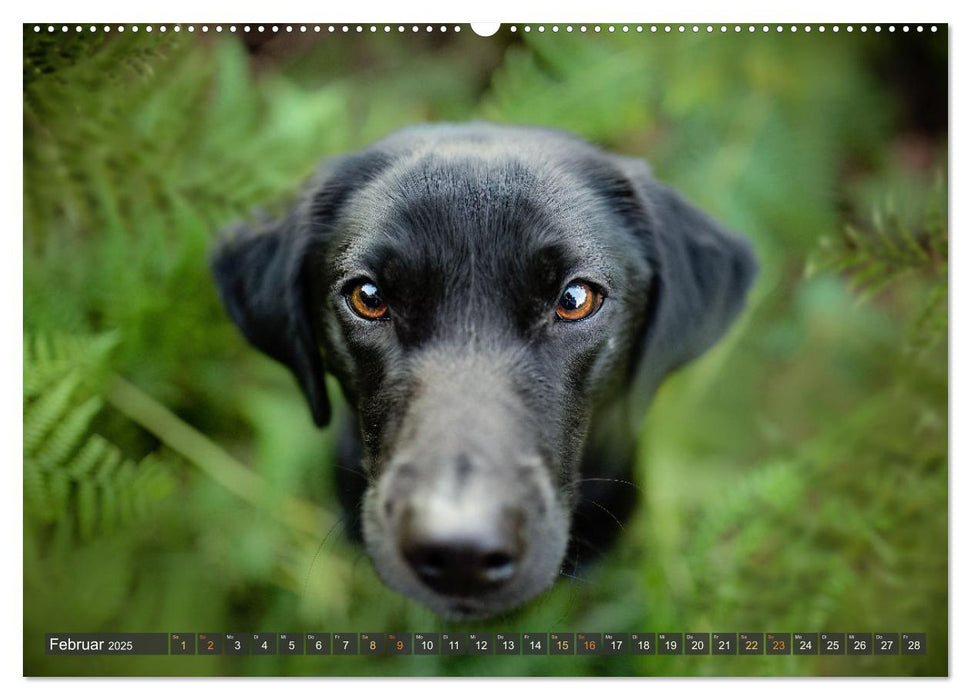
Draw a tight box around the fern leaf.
[33,396,103,470]
[66,435,113,479]
[24,370,81,454]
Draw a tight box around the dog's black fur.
[212,122,757,618]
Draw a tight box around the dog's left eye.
[347,280,390,320]
[556,281,604,322]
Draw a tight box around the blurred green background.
[23,24,947,676]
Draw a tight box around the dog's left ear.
[210,149,393,427]
[210,212,330,426]
[609,156,758,421]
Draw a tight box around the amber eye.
[556,281,603,322]
[347,280,389,320]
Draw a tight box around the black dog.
[212,123,756,618]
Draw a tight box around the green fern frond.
[24,332,178,540]
[809,178,947,298]
[808,175,948,365]
[24,371,82,454]
[23,332,119,399]
[32,396,103,470]
[66,434,116,479]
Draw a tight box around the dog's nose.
[399,509,523,596]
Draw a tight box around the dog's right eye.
[347,280,390,320]
[556,280,603,322]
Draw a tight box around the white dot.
[918,25,924,32]
[904,25,910,32]
[538,25,545,32]
[932,26,938,32]
[762,25,769,32]
[834,26,840,33]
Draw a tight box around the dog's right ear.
[210,151,393,427]
[211,212,331,426]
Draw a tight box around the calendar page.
[23,20,948,678]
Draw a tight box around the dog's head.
[212,123,756,618]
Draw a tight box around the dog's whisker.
[333,463,366,478]
[558,568,590,584]
[302,516,346,600]
[580,497,627,531]
[577,476,643,493]
[571,534,607,557]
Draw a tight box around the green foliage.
[24,332,176,537]
[810,175,948,355]
[24,30,350,412]
[23,27,946,677]
[484,31,890,256]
